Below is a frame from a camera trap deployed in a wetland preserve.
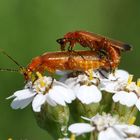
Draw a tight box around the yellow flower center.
[88,69,93,80]
[128,116,136,125]
[137,78,140,87]
[36,72,43,79]
[8,138,13,140]
[70,134,76,140]
[127,74,133,85]
[36,72,46,88]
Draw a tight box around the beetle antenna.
[0,49,23,69]
[0,68,19,72]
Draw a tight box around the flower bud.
[111,102,138,124]
[34,103,70,138]
[70,99,100,121]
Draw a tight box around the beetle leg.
[68,45,73,51]
[70,50,85,60]
[68,40,75,51]
[99,38,120,73]
[50,77,54,88]
[61,45,66,51]
[98,69,109,79]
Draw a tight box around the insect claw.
[50,77,54,88]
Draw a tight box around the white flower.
[113,81,140,110]
[115,124,140,138]
[58,138,70,140]
[96,69,129,81]
[68,114,140,140]
[76,85,101,104]
[6,89,36,109]
[97,69,140,110]
[99,69,129,93]
[64,74,102,104]
[7,76,75,112]
[68,123,95,135]
[113,91,137,107]
[126,138,140,140]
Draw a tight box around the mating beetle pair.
[0,30,132,81]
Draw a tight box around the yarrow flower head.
[68,113,140,140]
[6,68,140,139]
[4,33,140,140]
[93,69,140,123]
[112,76,140,111]
[63,72,102,104]
[99,69,129,93]
[7,73,75,112]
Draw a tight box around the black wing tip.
[123,44,133,51]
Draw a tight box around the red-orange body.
[57,31,131,51]
[26,50,115,80]
[0,50,120,81]
[56,31,132,70]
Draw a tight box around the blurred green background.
[0,0,140,139]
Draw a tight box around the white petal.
[126,138,140,140]
[100,82,117,93]
[98,127,124,140]
[76,74,89,82]
[32,94,46,112]
[15,89,35,99]
[115,124,140,138]
[81,116,91,121]
[113,92,124,102]
[10,96,33,109]
[46,94,57,106]
[54,80,77,97]
[99,69,129,93]
[9,89,36,109]
[54,85,75,102]
[105,69,129,81]
[68,123,94,135]
[76,85,102,104]
[58,138,70,140]
[136,99,140,111]
[64,77,77,88]
[49,84,75,106]
[6,94,16,99]
[60,87,75,103]
[7,89,35,100]
[49,88,66,106]
[115,69,129,81]
[113,91,137,107]
[126,82,138,92]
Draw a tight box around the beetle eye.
[56,38,65,44]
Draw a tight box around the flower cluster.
[68,113,140,140]
[7,74,75,112]
[7,69,140,140]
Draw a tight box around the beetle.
[56,31,132,51]
[0,50,114,81]
[56,31,132,70]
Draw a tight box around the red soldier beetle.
[0,50,115,82]
[56,31,132,70]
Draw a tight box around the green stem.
[90,131,98,140]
